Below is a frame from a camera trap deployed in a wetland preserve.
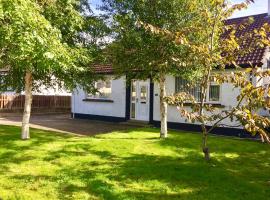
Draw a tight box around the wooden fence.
[0,95,71,112]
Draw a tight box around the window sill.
[83,98,114,103]
[180,103,225,108]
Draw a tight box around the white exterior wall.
[259,47,270,116]
[1,88,70,96]
[0,78,71,96]
[72,76,127,118]
[262,47,270,82]
[31,86,71,96]
[71,58,269,124]
[153,75,241,127]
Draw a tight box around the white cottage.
[72,13,270,137]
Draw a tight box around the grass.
[0,125,269,200]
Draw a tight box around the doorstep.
[121,120,152,127]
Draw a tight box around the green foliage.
[37,0,84,44]
[164,0,270,144]
[0,0,99,93]
[101,0,206,81]
[0,125,269,199]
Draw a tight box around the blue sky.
[231,0,267,18]
[89,0,268,18]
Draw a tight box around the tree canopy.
[0,0,103,139]
[0,0,101,93]
[101,0,210,80]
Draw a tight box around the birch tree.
[0,0,98,139]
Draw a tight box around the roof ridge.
[227,13,268,21]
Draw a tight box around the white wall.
[0,79,71,96]
[32,85,71,96]
[1,89,70,96]
[262,47,270,82]
[153,75,242,128]
[71,59,270,123]
[72,76,127,118]
[259,47,270,116]
[1,90,70,96]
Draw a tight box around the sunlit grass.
[0,125,269,200]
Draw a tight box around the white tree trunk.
[21,71,33,140]
[159,73,168,138]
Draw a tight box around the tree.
[146,0,270,160]
[101,0,207,138]
[166,68,270,160]
[0,0,98,139]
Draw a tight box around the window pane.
[97,82,104,89]
[131,81,136,101]
[131,103,136,118]
[209,85,220,102]
[105,80,111,88]
[175,77,201,101]
[140,86,147,102]
[88,79,112,99]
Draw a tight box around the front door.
[130,80,150,121]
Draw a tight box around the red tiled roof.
[0,68,9,73]
[93,64,113,74]
[94,13,270,73]
[224,13,270,67]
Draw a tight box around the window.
[175,77,201,101]
[140,85,147,102]
[87,79,112,99]
[209,84,220,102]
[130,80,136,118]
[175,77,220,103]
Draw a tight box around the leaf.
[43,52,54,59]
[245,68,252,73]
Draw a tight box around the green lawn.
[0,125,269,200]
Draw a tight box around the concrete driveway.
[0,113,140,136]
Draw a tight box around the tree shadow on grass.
[38,145,269,199]
[1,125,269,200]
[0,125,74,166]
[115,154,269,199]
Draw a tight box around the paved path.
[0,114,139,136]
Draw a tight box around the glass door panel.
[130,80,137,119]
